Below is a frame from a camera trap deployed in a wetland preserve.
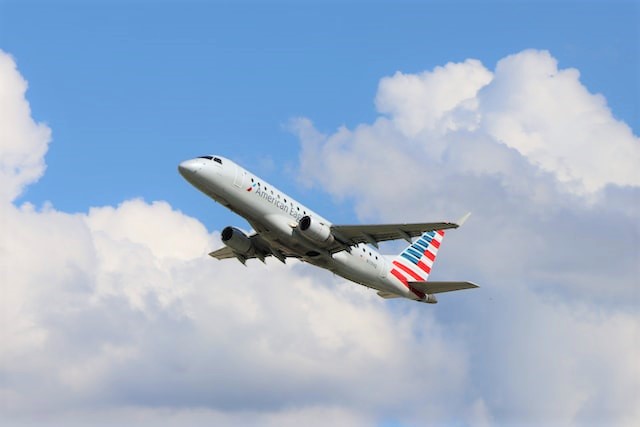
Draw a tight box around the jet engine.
[221,226,252,254]
[298,216,334,246]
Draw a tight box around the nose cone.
[178,159,202,178]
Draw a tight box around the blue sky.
[1,1,639,426]
[1,0,638,225]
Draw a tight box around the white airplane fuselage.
[179,155,444,302]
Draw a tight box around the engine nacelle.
[298,216,334,246]
[221,226,252,254]
[424,294,438,304]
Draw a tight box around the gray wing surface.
[329,221,460,250]
[212,214,471,260]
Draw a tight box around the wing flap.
[408,281,479,294]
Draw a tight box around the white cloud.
[2,47,639,427]
[0,50,472,426]
[87,199,212,261]
[1,198,470,425]
[464,286,640,426]
[293,49,640,425]
[0,50,51,203]
[481,50,640,194]
[376,59,493,137]
[1,406,373,427]
[298,49,640,201]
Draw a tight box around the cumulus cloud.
[481,50,640,194]
[0,51,51,203]
[375,59,493,137]
[1,198,470,426]
[299,49,639,200]
[0,49,471,426]
[2,47,639,426]
[293,49,640,425]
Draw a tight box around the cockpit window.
[195,156,223,164]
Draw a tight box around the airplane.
[178,155,478,303]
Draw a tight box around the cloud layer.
[0,50,470,426]
[1,197,470,426]
[293,49,640,425]
[2,48,639,426]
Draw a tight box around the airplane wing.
[209,233,299,264]
[329,214,470,250]
[408,281,479,294]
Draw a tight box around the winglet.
[456,212,471,227]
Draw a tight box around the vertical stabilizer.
[389,229,446,286]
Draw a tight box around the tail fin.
[390,229,446,284]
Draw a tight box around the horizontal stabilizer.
[408,281,479,294]
[377,291,403,299]
[209,246,236,260]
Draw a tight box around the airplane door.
[378,257,387,278]
[233,167,245,188]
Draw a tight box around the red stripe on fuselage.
[392,260,425,281]
[390,268,426,299]
[390,268,408,285]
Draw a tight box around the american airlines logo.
[252,187,304,221]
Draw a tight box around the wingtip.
[456,212,472,227]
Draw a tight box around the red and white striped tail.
[389,229,446,297]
